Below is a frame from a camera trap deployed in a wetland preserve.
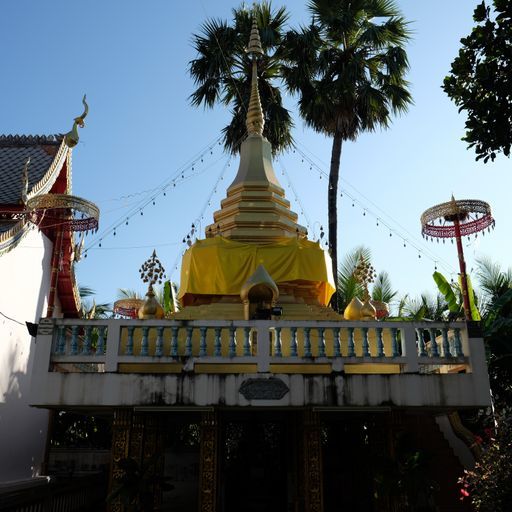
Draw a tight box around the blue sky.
[1,0,510,307]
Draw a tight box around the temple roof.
[0,134,63,204]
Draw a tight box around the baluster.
[126,326,135,356]
[290,327,298,357]
[417,328,427,357]
[96,325,106,356]
[304,327,312,358]
[453,328,464,357]
[391,328,399,357]
[332,327,341,357]
[214,327,222,357]
[82,326,92,355]
[199,327,207,357]
[441,327,451,357]
[376,327,384,357]
[347,327,355,357]
[185,327,193,357]
[70,325,79,355]
[56,325,66,355]
[361,327,370,357]
[243,327,251,356]
[155,326,164,357]
[229,326,236,357]
[141,326,150,356]
[429,328,439,357]
[170,326,179,357]
[274,327,282,357]
[317,327,325,357]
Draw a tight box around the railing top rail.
[46,317,469,330]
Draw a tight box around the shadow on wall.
[0,249,52,483]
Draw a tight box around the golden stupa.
[174,19,339,322]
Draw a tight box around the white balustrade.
[46,318,475,375]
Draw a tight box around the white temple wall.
[0,229,53,483]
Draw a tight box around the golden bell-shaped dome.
[138,286,165,320]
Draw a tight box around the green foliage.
[372,270,398,304]
[443,0,512,163]
[336,245,371,311]
[78,285,111,319]
[283,0,412,141]
[282,0,411,309]
[189,1,293,155]
[433,271,461,314]
[459,413,512,511]
[397,293,448,321]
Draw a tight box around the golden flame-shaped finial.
[245,16,265,136]
[64,95,89,148]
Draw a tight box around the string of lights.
[289,144,456,275]
[82,135,226,256]
[169,156,234,279]
[296,141,456,266]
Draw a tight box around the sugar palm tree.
[283,0,412,310]
[189,1,293,155]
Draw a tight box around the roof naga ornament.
[245,15,265,136]
[64,94,89,148]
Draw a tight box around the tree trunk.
[328,133,343,312]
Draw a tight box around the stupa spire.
[245,15,265,137]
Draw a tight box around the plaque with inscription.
[239,378,289,400]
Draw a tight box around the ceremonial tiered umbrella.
[113,298,145,319]
[26,193,99,316]
[420,196,495,320]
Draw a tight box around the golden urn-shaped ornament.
[344,256,378,321]
[360,298,377,320]
[344,297,364,320]
[138,250,166,320]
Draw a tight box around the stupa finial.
[245,12,265,136]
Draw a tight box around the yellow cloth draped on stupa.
[179,236,335,307]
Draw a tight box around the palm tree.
[189,1,293,155]
[79,286,111,319]
[283,0,412,310]
[475,257,512,372]
[397,293,448,321]
[372,271,398,304]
